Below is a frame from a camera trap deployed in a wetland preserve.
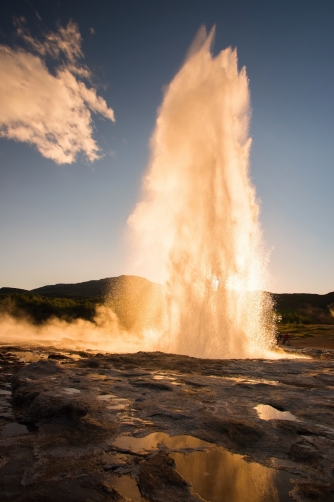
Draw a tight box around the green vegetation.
[0,293,100,324]
[273,292,334,325]
[277,324,334,338]
[0,288,164,332]
[0,276,165,331]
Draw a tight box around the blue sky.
[0,0,333,294]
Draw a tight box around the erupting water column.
[129,28,276,358]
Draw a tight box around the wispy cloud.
[0,19,115,164]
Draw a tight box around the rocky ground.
[1,345,334,501]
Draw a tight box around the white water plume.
[129,27,276,358]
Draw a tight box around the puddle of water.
[117,416,154,426]
[103,452,129,465]
[171,447,294,501]
[106,474,145,501]
[1,422,29,437]
[63,387,81,394]
[98,395,130,412]
[210,375,279,386]
[112,433,294,501]
[153,374,176,381]
[241,378,279,386]
[255,405,300,422]
[111,432,210,453]
[90,374,111,380]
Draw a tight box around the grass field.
[278,324,334,349]
[278,324,334,337]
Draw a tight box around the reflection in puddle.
[153,373,176,381]
[2,422,29,437]
[106,474,145,501]
[171,447,294,501]
[112,432,211,453]
[111,433,294,501]
[255,405,300,422]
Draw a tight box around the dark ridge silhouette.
[0,287,29,294]
[274,292,334,309]
[28,275,161,299]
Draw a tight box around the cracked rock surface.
[1,347,334,501]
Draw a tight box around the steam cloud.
[0,19,115,164]
[0,306,156,354]
[128,27,277,358]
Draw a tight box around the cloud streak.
[0,20,115,164]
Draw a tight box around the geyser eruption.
[129,27,276,358]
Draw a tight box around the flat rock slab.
[1,347,334,501]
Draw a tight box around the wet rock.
[294,482,334,502]
[12,389,40,408]
[13,360,63,378]
[180,379,208,388]
[202,413,264,446]
[149,410,192,421]
[13,488,50,502]
[19,394,87,424]
[2,347,334,500]
[103,463,120,471]
[138,451,200,501]
[273,421,318,437]
[100,482,123,500]
[86,359,100,368]
[289,441,322,467]
[48,353,70,360]
[131,379,173,391]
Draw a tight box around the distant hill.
[0,277,333,326]
[30,275,152,299]
[273,292,334,324]
[0,275,162,299]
